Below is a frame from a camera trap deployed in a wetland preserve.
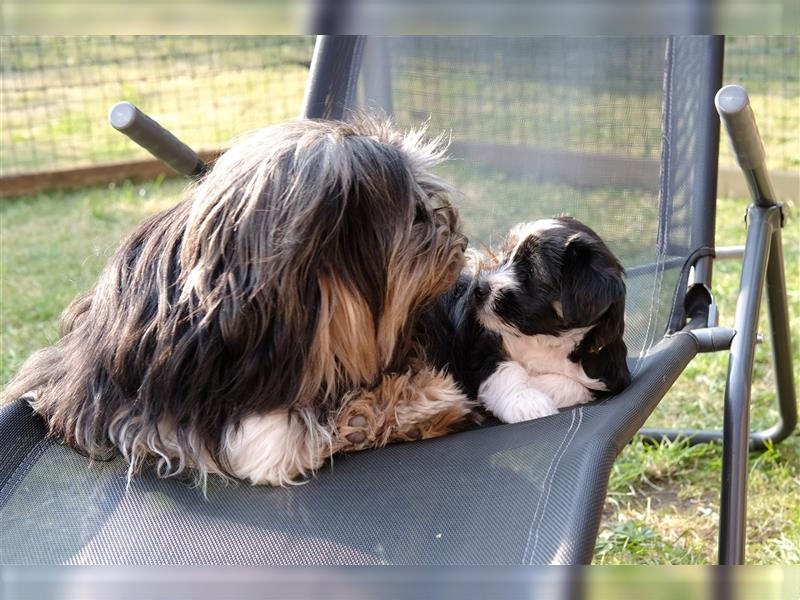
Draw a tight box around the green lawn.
[1,175,797,564]
[597,194,800,564]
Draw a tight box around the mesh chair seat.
[0,332,696,565]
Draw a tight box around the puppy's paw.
[493,388,559,424]
[478,361,559,424]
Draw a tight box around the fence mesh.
[1,36,314,176]
[721,36,799,174]
[0,35,797,178]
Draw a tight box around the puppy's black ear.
[560,232,626,350]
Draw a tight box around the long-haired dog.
[417,217,632,423]
[3,117,478,487]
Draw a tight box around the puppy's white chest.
[502,328,602,389]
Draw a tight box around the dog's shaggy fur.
[3,117,477,487]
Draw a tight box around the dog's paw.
[487,388,558,424]
[333,395,384,453]
[345,415,369,444]
[335,401,423,451]
[478,362,559,424]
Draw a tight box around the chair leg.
[764,226,798,442]
[640,203,794,565]
[718,204,786,565]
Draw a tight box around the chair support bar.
[642,85,796,566]
[639,203,795,565]
[108,102,207,178]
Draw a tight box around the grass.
[0,178,185,381]
[1,172,797,564]
[0,36,313,175]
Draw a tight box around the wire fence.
[0,36,797,179]
[1,36,314,176]
[721,36,798,174]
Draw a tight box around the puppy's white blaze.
[485,263,519,302]
[224,410,330,487]
[475,262,523,336]
[479,361,558,423]
[509,219,563,259]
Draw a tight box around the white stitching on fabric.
[521,408,580,564]
[526,407,584,564]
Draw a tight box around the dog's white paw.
[492,388,559,424]
[479,361,560,424]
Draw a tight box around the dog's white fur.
[508,219,562,257]
[484,266,519,302]
[478,327,607,423]
[222,410,333,486]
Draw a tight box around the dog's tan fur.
[332,367,478,453]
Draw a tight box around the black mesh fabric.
[0,398,48,493]
[0,333,697,565]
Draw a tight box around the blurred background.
[0,36,797,187]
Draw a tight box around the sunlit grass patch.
[0,178,187,383]
[598,194,800,564]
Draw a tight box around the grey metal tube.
[109,102,206,177]
[640,421,789,452]
[764,227,798,443]
[301,35,366,121]
[715,85,777,206]
[360,37,393,114]
[646,83,797,564]
[714,82,796,565]
[718,204,780,565]
[690,36,725,288]
[715,245,745,260]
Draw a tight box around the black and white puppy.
[418,216,631,423]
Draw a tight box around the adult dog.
[4,117,477,487]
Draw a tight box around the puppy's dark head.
[473,217,630,391]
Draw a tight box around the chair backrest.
[304,36,724,369]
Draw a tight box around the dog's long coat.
[4,118,477,487]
